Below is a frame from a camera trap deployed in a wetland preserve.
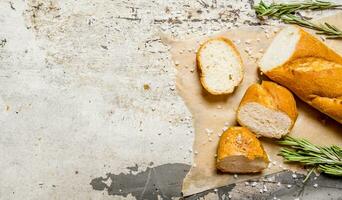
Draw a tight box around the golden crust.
[264,26,342,123]
[196,37,244,95]
[237,81,298,128]
[216,126,269,172]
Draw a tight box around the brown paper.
[164,13,342,196]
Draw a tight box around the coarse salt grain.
[287,184,292,188]
[251,182,257,187]
[313,183,318,188]
[234,174,238,179]
[205,128,213,135]
[292,174,297,178]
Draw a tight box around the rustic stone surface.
[0,0,341,199]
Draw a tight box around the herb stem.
[279,136,342,176]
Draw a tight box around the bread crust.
[216,126,269,173]
[237,81,298,130]
[262,26,342,123]
[196,37,244,95]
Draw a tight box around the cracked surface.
[0,0,341,199]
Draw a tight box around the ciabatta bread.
[237,81,297,139]
[197,38,244,95]
[259,26,342,123]
[216,126,269,173]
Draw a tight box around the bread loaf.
[259,26,342,123]
[196,37,244,95]
[237,81,297,138]
[216,126,269,173]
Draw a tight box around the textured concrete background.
[0,0,341,199]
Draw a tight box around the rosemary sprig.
[254,0,342,18]
[278,136,342,176]
[281,14,342,38]
[253,0,342,39]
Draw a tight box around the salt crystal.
[251,182,257,187]
[214,188,218,192]
[228,194,232,199]
[313,183,318,188]
[287,184,292,188]
[277,182,281,186]
[245,182,249,186]
[194,151,198,155]
[205,128,213,135]
[259,189,263,193]
[263,185,268,192]
[234,174,238,179]
[235,39,241,44]
[222,126,228,132]
[292,174,297,179]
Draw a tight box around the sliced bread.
[259,26,342,123]
[216,126,269,173]
[197,37,244,95]
[237,81,297,139]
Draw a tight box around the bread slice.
[237,81,297,139]
[197,37,244,95]
[216,126,269,173]
[259,26,342,123]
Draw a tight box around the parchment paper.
[164,13,342,196]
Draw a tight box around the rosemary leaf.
[254,0,342,18]
[253,0,342,39]
[279,136,342,176]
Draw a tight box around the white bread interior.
[259,26,300,72]
[217,155,268,173]
[197,38,243,94]
[237,102,292,138]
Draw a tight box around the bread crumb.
[143,84,150,90]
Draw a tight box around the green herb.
[281,14,342,38]
[279,136,342,177]
[254,0,341,18]
[253,0,342,39]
